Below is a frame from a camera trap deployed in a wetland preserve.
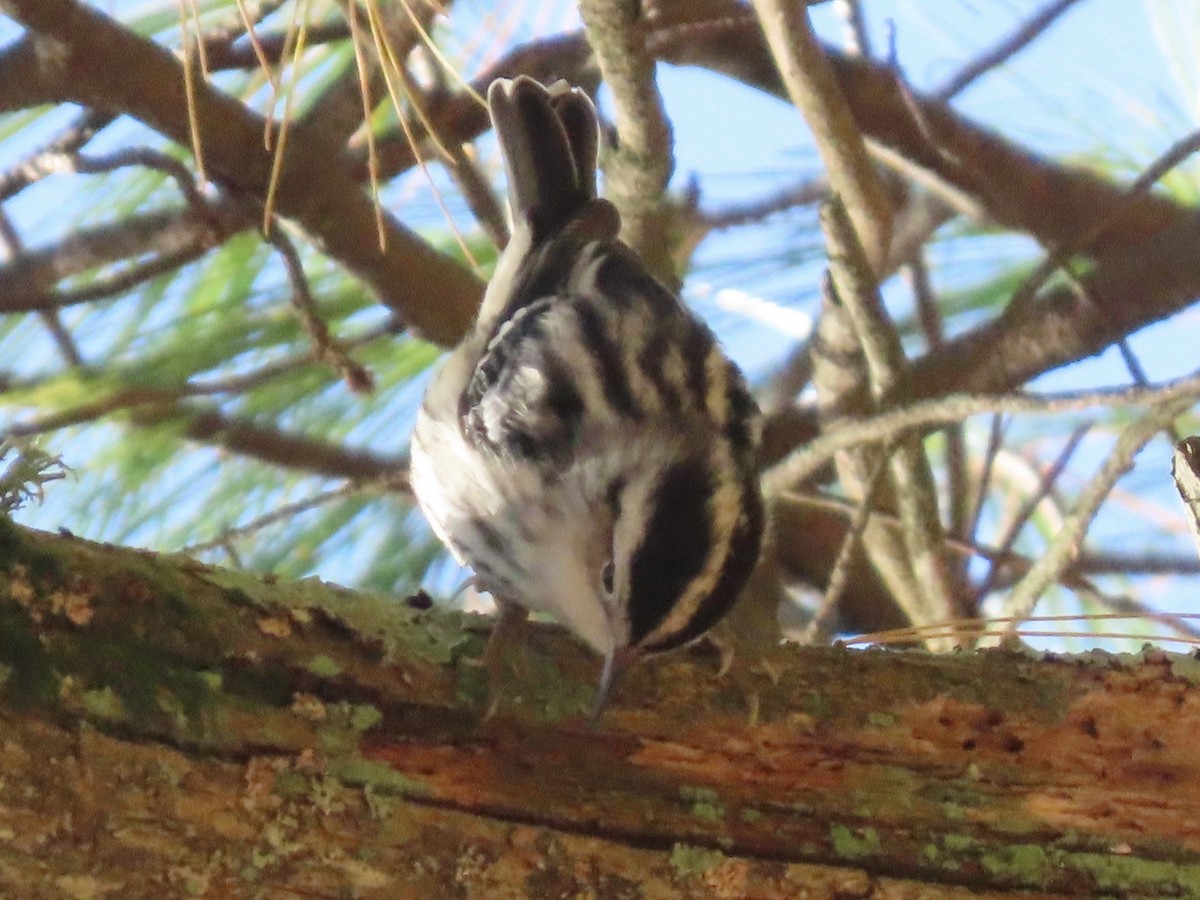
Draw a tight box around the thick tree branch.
[0,0,482,346]
[4,519,1200,896]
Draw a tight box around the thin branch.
[0,209,83,367]
[204,21,350,71]
[764,368,1200,493]
[798,447,892,644]
[264,224,374,394]
[965,414,1006,545]
[906,253,968,538]
[66,147,210,210]
[184,317,402,396]
[179,477,400,555]
[1072,550,1200,577]
[0,108,115,203]
[4,390,407,484]
[997,393,1196,633]
[0,203,238,315]
[821,197,958,628]
[973,423,1091,606]
[165,405,408,483]
[699,177,827,230]
[936,0,1084,100]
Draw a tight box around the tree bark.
[2,516,1199,897]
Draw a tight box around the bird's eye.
[601,560,616,596]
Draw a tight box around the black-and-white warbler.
[410,76,764,709]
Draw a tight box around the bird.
[409,75,764,712]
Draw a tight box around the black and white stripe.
[413,76,765,682]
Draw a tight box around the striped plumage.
[410,77,764,705]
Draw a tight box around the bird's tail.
[487,77,599,243]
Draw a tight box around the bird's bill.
[592,645,639,718]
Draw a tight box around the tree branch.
[648,0,1189,256]
[936,0,1086,101]
[0,0,483,346]
[3,518,1200,896]
[751,0,892,271]
[579,0,677,284]
[0,203,238,315]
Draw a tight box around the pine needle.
[263,0,311,234]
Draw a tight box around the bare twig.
[263,225,374,394]
[798,447,893,644]
[936,0,1084,100]
[905,253,968,537]
[996,393,1197,635]
[205,20,348,72]
[1072,550,1200,577]
[185,318,402,396]
[0,108,115,203]
[765,369,1200,493]
[973,423,1090,606]
[0,209,83,367]
[965,414,1006,545]
[4,392,407,483]
[699,177,827,230]
[179,477,398,555]
[57,146,210,211]
[0,204,235,315]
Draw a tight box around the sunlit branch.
[751,0,892,271]
[997,394,1196,633]
[579,0,676,281]
[764,368,1200,493]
